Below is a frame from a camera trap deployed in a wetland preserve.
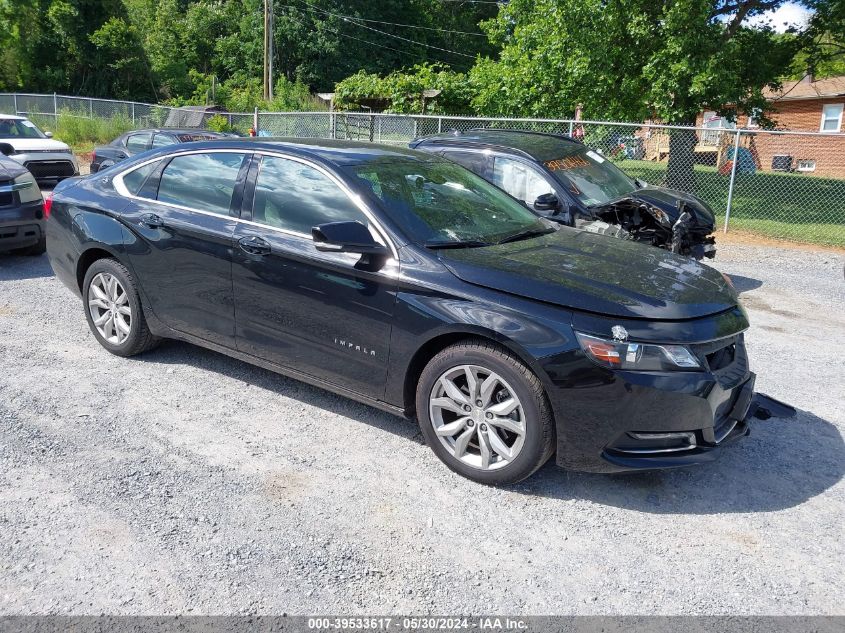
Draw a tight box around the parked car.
[0,154,45,255]
[90,129,232,173]
[47,139,772,484]
[410,129,718,260]
[0,115,79,184]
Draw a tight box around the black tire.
[416,340,555,485]
[82,258,160,357]
[12,237,46,256]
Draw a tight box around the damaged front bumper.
[600,379,796,471]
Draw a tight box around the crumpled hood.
[627,186,717,228]
[438,227,737,320]
[1,137,72,153]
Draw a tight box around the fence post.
[132,102,136,125]
[53,92,57,118]
[569,121,574,136]
[438,117,442,133]
[13,93,18,115]
[723,129,742,233]
[254,107,259,134]
[89,98,93,119]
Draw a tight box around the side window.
[157,152,247,215]
[252,155,368,235]
[122,161,159,195]
[492,157,554,206]
[440,150,488,177]
[126,133,151,153]
[152,133,176,148]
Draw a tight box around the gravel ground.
[0,238,843,616]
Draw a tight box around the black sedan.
[46,139,772,484]
[0,155,45,255]
[90,128,231,173]
[410,129,718,260]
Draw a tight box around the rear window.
[156,152,247,215]
[126,133,151,153]
[122,161,158,195]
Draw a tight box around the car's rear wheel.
[416,340,555,485]
[82,258,159,357]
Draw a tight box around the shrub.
[205,114,232,133]
[29,110,134,152]
[334,63,475,114]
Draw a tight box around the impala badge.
[334,338,376,357]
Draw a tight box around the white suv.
[0,115,79,183]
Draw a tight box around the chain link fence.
[1,93,843,246]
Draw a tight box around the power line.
[341,18,477,58]
[282,10,418,58]
[289,3,487,37]
[291,1,478,58]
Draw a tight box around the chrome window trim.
[112,148,398,260]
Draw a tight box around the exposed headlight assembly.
[575,332,701,371]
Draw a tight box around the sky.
[745,2,813,32]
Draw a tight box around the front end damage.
[579,194,717,260]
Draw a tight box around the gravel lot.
[0,236,843,616]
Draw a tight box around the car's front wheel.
[416,340,555,485]
[82,258,159,357]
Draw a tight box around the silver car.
[0,115,79,183]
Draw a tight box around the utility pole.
[263,0,270,100]
[269,0,274,100]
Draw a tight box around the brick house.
[692,75,845,177]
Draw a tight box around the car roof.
[0,114,27,121]
[410,128,583,162]
[141,137,437,166]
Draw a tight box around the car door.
[439,149,491,179]
[231,152,397,399]
[125,132,152,156]
[490,155,573,224]
[120,150,251,348]
[151,132,178,149]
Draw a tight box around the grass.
[29,111,136,154]
[618,159,845,247]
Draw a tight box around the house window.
[797,159,816,172]
[820,104,843,132]
[747,108,761,128]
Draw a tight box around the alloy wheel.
[88,272,132,345]
[429,364,526,471]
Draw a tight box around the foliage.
[29,110,134,151]
[204,114,232,134]
[333,64,475,114]
[0,0,496,107]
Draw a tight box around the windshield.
[0,118,47,140]
[543,146,637,207]
[346,158,552,246]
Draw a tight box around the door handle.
[238,235,271,255]
[140,213,165,229]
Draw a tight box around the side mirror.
[533,192,560,212]
[44,131,53,138]
[0,142,14,156]
[312,221,387,256]
[634,178,647,189]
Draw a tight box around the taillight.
[43,192,53,219]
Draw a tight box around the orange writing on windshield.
[545,156,588,171]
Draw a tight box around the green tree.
[471,0,803,189]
